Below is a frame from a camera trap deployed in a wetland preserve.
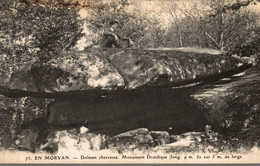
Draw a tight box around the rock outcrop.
[191,60,260,144]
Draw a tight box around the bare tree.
[170,0,259,51]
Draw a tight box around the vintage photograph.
[0,0,260,164]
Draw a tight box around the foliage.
[0,0,83,86]
[0,0,83,61]
[84,0,260,56]
[228,28,260,56]
[84,0,167,48]
[165,0,260,55]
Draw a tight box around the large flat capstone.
[0,47,249,98]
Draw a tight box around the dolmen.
[0,47,253,135]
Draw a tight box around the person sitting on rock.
[100,20,133,48]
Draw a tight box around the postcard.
[0,0,260,164]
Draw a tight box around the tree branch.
[204,31,220,49]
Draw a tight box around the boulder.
[150,131,170,145]
[169,131,205,143]
[0,47,249,135]
[31,50,125,92]
[0,47,256,153]
[152,131,227,153]
[191,62,260,141]
[107,128,155,152]
[9,58,38,92]
[0,48,250,98]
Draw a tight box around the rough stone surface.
[169,132,205,143]
[154,132,206,153]
[31,50,124,92]
[12,124,259,154]
[2,48,247,96]
[64,128,171,153]
[150,131,170,145]
[104,48,236,89]
[1,48,259,154]
[107,128,155,152]
[191,61,260,142]
[15,127,171,153]
[9,59,38,92]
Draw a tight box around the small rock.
[150,131,169,145]
[80,126,89,134]
[170,132,205,143]
[107,128,155,152]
